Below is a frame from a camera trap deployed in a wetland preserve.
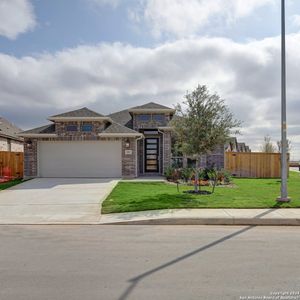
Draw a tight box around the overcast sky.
[0,0,300,159]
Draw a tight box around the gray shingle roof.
[108,109,133,128]
[50,107,104,118]
[0,117,23,141]
[20,124,55,135]
[109,102,175,127]
[102,122,140,135]
[129,102,173,110]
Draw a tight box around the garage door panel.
[38,141,122,178]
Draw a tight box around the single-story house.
[19,102,174,178]
[0,117,23,152]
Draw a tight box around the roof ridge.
[50,107,104,118]
[129,102,174,110]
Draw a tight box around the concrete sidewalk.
[99,208,300,225]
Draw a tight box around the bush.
[181,167,193,182]
[164,167,181,182]
[220,169,232,184]
[207,168,232,186]
[164,166,175,179]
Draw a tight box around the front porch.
[137,129,171,176]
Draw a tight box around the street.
[0,225,299,300]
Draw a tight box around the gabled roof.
[0,117,23,141]
[19,122,142,137]
[19,124,55,135]
[48,107,110,121]
[108,109,133,128]
[129,102,173,110]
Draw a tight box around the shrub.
[164,167,181,182]
[181,167,193,182]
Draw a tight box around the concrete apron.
[0,178,119,225]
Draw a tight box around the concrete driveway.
[0,178,119,224]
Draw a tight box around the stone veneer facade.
[24,120,137,178]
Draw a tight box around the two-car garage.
[37,141,122,178]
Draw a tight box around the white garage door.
[38,141,122,178]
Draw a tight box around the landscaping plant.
[171,85,240,193]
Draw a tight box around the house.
[181,137,251,170]
[19,103,175,178]
[0,117,23,152]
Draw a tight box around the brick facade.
[55,121,105,137]
[132,113,171,131]
[132,113,173,175]
[181,146,225,170]
[122,137,137,178]
[162,131,172,173]
[0,137,24,152]
[22,106,175,179]
[24,120,138,178]
[24,138,38,177]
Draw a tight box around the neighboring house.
[0,117,23,152]
[180,137,251,170]
[19,103,175,178]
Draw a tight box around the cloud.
[0,34,299,158]
[88,0,121,9]
[129,0,275,38]
[291,14,300,27]
[0,0,36,40]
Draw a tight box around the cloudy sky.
[0,0,300,159]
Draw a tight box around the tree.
[277,139,292,153]
[171,85,241,193]
[260,135,276,153]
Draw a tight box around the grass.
[102,171,300,214]
[0,179,23,191]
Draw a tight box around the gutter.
[98,133,143,138]
[17,133,57,138]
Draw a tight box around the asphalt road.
[0,225,300,300]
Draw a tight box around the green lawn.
[102,171,300,214]
[0,179,23,191]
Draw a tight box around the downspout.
[135,135,143,178]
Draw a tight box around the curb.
[100,218,300,226]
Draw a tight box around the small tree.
[171,85,240,193]
[277,139,292,153]
[260,135,276,153]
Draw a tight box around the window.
[137,114,151,122]
[81,124,93,132]
[153,114,164,122]
[66,125,78,132]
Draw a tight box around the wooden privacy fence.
[0,151,24,179]
[225,152,289,178]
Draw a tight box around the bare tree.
[260,135,277,153]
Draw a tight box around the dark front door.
[145,138,159,172]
